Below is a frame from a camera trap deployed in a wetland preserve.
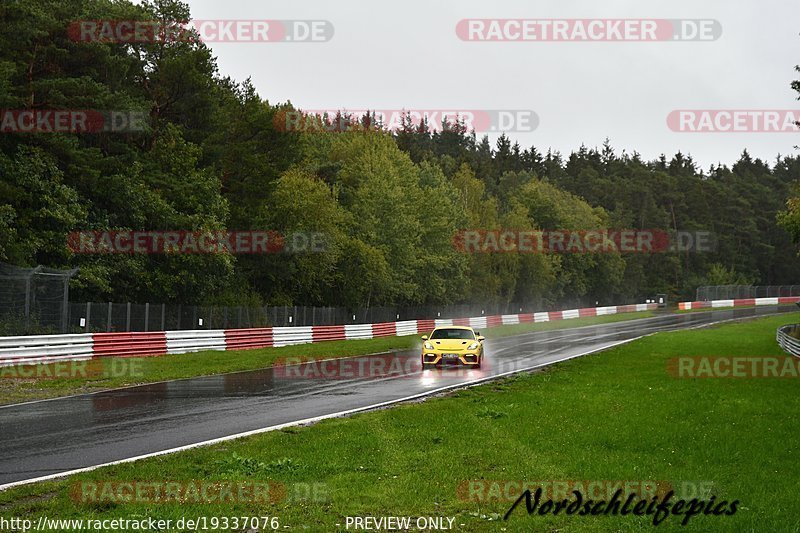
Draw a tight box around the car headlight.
[424,342,434,350]
[468,342,479,350]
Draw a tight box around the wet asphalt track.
[0,306,796,488]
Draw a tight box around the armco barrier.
[395,320,418,336]
[678,296,800,310]
[0,303,658,366]
[224,328,273,351]
[501,314,520,325]
[166,330,226,354]
[417,319,436,332]
[344,323,372,340]
[371,322,396,338]
[0,333,94,366]
[469,317,488,329]
[93,332,167,358]
[776,324,800,358]
[312,325,346,343]
[272,326,313,348]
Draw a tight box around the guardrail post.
[61,276,70,333]
[107,302,112,332]
[144,303,149,332]
[126,302,131,332]
[85,302,91,331]
[24,274,31,331]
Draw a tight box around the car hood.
[429,339,476,351]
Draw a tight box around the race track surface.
[0,306,794,487]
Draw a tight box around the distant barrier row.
[0,303,657,366]
[678,296,800,310]
[695,285,800,302]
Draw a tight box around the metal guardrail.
[776,324,800,357]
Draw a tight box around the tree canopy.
[2,0,799,309]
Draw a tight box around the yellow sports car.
[421,326,485,369]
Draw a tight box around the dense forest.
[1,0,799,309]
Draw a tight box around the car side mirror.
[421,335,428,341]
[477,336,485,342]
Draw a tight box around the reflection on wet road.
[0,306,794,487]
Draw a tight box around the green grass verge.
[1,312,796,532]
[0,312,654,406]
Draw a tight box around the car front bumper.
[422,352,480,365]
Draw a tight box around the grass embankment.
[0,311,654,406]
[1,312,797,532]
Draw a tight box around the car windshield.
[430,328,474,340]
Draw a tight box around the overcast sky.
[175,0,799,169]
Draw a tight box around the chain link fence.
[1,263,653,336]
[64,301,558,333]
[696,285,800,301]
[0,262,77,336]
[11,296,652,335]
